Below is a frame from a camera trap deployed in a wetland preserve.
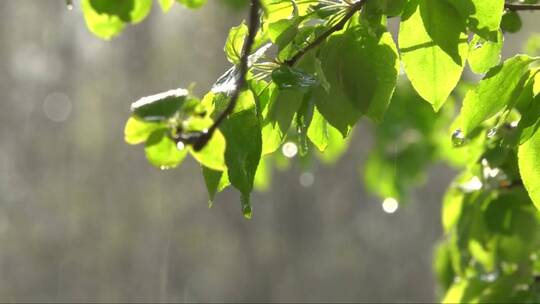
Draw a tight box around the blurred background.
[0,1,538,302]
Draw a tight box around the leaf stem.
[284,0,365,67]
[180,0,262,151]
[504,3,540,11]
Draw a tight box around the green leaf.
[457,55,536,134]
[190,130,227,171]
[267,17,301,49]
[124,117,166,145]
[501,10,522,33]
[315,22,399,135]
[516,72,540,144]
[450,0,504,40]
[254,155,272,191]
[518,127,540,211]
[262,0,311,23]
[261,88,304,154]
[220,91,262,218]
[202,167,230,205]
[81,0,152,39]
[442,187,465,233]
[158,0,175,12]
[534,71,540,96]
[271,66,318,91]
[224,23,248,65]
[316,124,349,165]
[145,129,188,169]
[307,106,330,152]
[433,242,455,291]
[177,0,207,9]
[131,88,188,121]
[399,0,468,110]
[468,30,503,74]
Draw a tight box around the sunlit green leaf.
[399,0,468,110]
[468,31,503,74]
[224,23,248,65]
[124,117,166,145]
[261,88,303,154]
[158,0,175,12]
[221,90,262,218]
[177,0,207,9]
[457,55,536,134]
[268,17,301,49]
[518,127,540,211]
[190,129,227,171]
[315,22,398,135]
[131,88,188,122]
[81,0,152,39]
[202,166,230,205]
[450,0,504,40]
[145,129,188,169]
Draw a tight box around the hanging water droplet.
[451,129,466,147]
[282,142,298,158]
[176,141,185,151]
[159,165,171,171]
[487,127,497,138]
[510,121,519,128]
[66,0,73,10]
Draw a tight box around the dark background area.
[0,1,538,302]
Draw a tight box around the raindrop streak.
[473,40,484,50]
[282,142,298,158]
[451,129,466,147]
[382,197,399,214]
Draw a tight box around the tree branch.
[284,0,365,67]
[178,0,261,151]
[504,3,540,11]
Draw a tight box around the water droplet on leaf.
[451,129,465,147]
[176,141,185,151]
[459,176,483,192]
[487,128,497,138]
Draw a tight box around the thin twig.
[504,3,540,11]
[284,0,365,67]
[180,0,261,151]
